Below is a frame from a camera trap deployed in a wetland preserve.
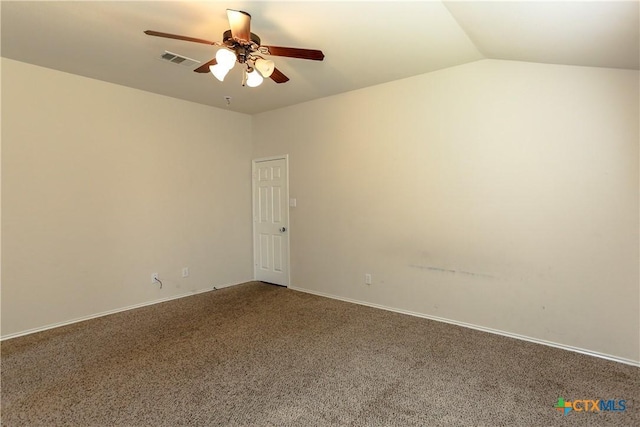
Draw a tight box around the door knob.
[280,227,287,232]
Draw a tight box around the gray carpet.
[1,281,638,426]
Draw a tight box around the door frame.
[251,155,290,287]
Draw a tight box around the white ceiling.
[1,1,638,115]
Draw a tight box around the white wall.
[252,59,640,363]
[3,57,638,363]
[1,58,254,336]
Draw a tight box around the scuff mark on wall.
[408,264,496,279]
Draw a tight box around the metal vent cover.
[159,51,201,67]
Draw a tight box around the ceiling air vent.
[159,51,201,68]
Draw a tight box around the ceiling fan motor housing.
[222,29,261,46]
[222,29,261,63]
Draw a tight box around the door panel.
[259,234,270,269]
[273,187,282,223]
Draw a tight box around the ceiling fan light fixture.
[246,69,264,87]
[255,58,275,78]
[145,8,325,87]
[210,63,230,81]
[215,48,237,69]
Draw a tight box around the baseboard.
[288,286,640,368]
[0,281,244,341]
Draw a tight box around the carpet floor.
[1,281,638,426]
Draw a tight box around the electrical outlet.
[365,273,372,285]
[182,267,189,278]
[151,273,159,284]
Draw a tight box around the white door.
[253,157,289,286]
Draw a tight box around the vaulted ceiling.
[2,1,638,114]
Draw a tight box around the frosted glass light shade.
[210,64,230,81]
[215,49,236,69]
[255,58,275,78]
[246,69,264,87]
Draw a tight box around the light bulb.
[254,58,275,78]
[246,69,264,87]
[215,48,236,69]
[210,64,230,81]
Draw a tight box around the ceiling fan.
[145,9,324,87]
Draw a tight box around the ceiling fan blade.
[144,30,216,45]
[194,58,217,73]
[227,9,251,42]
[263,46,324,61]
[270,67,290,84]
